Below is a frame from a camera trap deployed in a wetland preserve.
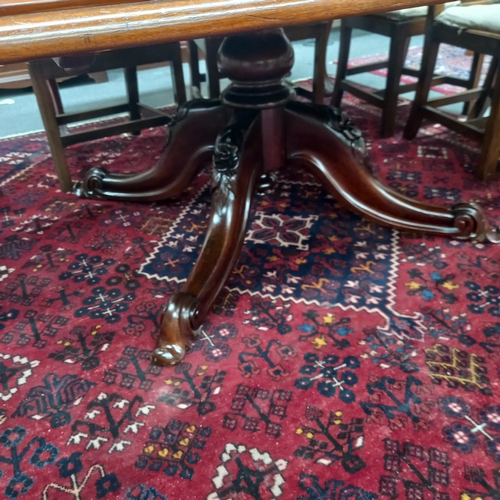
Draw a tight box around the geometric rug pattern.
[0,86,499,499]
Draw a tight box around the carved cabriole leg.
[285,101,500,243]
[152,111,262,366]
[78,99,229,201]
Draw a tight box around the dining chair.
[29,43,186,193]
[331,3,484,138]
[403,1,500,181]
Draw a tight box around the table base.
[75,28,499,366]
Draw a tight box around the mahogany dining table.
[0,0,444,65]
[0,0,498,368]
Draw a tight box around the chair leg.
[403,37,440,140]
[28,63,72,193]
[125,66,141,136]
[381,30,410,138]
[331,22,352,108]
[477,65,500,181]
[47,78,69,136]
[205,37,222,99]
[188,40,203,98]
[470,57,499,120]
[463,52,484,116]
[47,79,64,115]
[169,42,187,105]
[311,21,332,104]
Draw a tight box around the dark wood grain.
[79,100,229,200]
[154,112,262,366]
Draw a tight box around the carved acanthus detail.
[325,106,368,166]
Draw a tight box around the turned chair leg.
[381,29,410,138]
[331,22,352,108]
[477,66,500,181]
[403,37,440,140]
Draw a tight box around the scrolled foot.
[453,203,500,243]
[152,292,200,367]
[78,167,109,199]
[152,343,186,367]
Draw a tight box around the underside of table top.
[0,0,443,64]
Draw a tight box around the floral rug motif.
[0,80,499,498]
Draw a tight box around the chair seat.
[381,2,461,20]
[436,5,500,35]
[380,7,429,20]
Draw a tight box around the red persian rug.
[0,89,499,500]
